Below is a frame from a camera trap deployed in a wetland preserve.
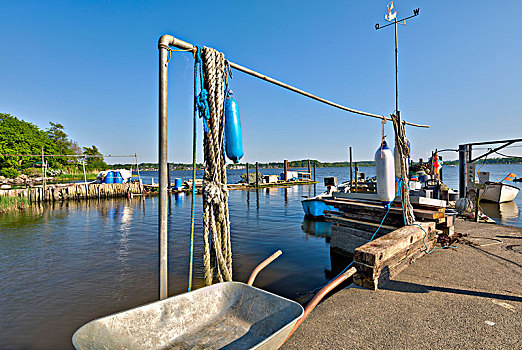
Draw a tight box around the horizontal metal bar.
[158,35,430,128]
[376,13,419,30]
[470,141,516,163]
[462,138,522,147]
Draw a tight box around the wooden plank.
[324,211,398,231]
[353,222,436,266]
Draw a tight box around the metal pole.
[458,144,467,199]
[158,41,169,300]
[156,34,429,128]
[82,157,88,195]
[41,148,46,193]
[394,19,399,113]
[135,153,141,182]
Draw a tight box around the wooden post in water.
[313,161,316,182]
[246,162,249,185]
[167,163,172,191]
[284,160,288,182]
[354,162,358,193]
[255,162,259,188]
[349,147,353,188]
[307,159,311,178]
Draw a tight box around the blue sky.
[1,1,521,164]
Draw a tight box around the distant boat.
[480,182,519,203]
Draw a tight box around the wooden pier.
[324,195,455,290]
[0,182,143,203]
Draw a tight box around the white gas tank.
[375,141,396,208]
[394,140,410,179]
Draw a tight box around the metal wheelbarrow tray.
[73,282,304,350]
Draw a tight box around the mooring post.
[158,37,170,300]
[255,162,259,188]
[167,163,172,191]
[284,159,288,182]
[246,162,249,185]
[349,147,353,187]
[307,159,311,178]
[458,144,467,199]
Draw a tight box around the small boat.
[477,171,519,203]
[301,177,350,217]
[480,182,519,203]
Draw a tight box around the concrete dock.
[283,220,522,349]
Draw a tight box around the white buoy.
[375,141,396,208]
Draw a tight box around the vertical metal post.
[158,44,169,300]
[349,147,353,188]
[255,162,259,188]
[394,19,399,114]
[41,148,46,193]
[246,162,249,185]
[82,157,88,195]
[458,144,467,199]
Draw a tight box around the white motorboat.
[477,171,519,203]
[480,182,519,203]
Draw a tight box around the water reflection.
[481,201,520,222]
[301,217,332,242]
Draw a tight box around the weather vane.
[375,1,420,118]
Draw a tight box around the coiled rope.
[391,113,415,225]
[196,46,232,285]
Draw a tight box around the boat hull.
[301,198,335,217]
[481,182,519,203]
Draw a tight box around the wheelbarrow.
[73,251,356,349]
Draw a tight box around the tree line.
[0,113,107,178]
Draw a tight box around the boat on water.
[477,172,520,203]
[301,177,351,217]
[480,182,519,203]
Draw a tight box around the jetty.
[0,182,143,202]
[283,219,522,349]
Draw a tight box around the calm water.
[0,165,520,349]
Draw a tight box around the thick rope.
[391,113,415,225]
[199,46,232,285]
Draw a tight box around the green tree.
[83,145,107,171]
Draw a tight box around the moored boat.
[480,182,519,203]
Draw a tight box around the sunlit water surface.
[0,165,520,349]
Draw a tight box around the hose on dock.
[283,267,358,344]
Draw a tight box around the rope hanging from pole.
[195,46,233,285]
[391,113,415,225]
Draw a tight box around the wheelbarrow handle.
[247,250,282,286]
[284,267,357,343]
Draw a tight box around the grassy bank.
[0,196,29,213]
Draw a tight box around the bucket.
[174,178,183,190]
[104,171,114,184]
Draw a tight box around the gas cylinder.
[224,92,244,163]
[375,141,396,208]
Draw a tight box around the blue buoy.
[224,92,244,163]
[174,178,183,190]
[104,171,114,184]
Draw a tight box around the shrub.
[0,167,21,179]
